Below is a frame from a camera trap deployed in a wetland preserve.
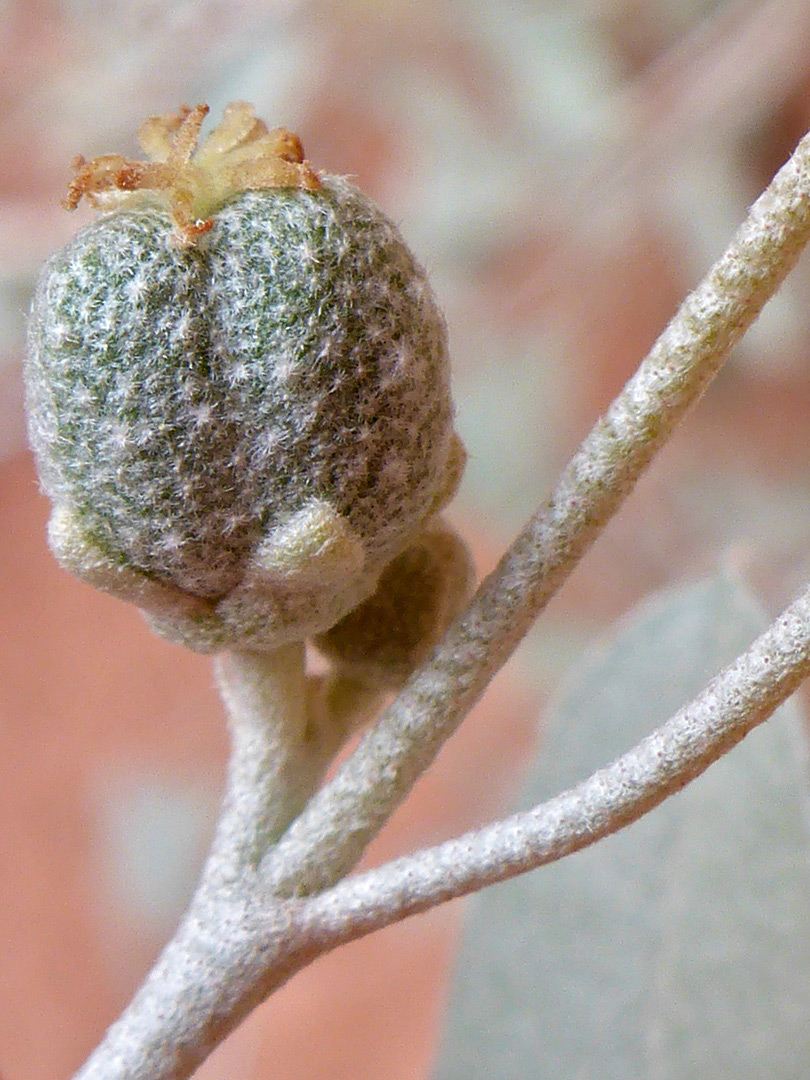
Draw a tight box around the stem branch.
[261,129,810,897]
[299,580,810,942]
[72,645,373,1080]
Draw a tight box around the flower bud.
[25,103,464,652]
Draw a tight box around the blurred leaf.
[435,573,810,1079]
[93,768,217,934]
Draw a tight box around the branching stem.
[298,579,810,942]
[72,646,374,1080]
[260,128,810,898]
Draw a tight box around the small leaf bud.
[315,518,475,689]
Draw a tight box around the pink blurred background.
[5,1,810,1076]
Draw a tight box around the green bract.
[26,113,464,655]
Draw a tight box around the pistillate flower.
[26,102,472,667]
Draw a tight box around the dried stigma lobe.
[64,102,321,243]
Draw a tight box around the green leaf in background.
[434,573,810,1080]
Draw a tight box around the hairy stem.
[210,648,383,880]
[208,644,309,878]
[261,128,810,897]
[72,646,377,1080]
[298,579,810,941]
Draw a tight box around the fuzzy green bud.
[25,104,465,653]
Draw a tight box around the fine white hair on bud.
[25,103,467,655]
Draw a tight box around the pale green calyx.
[25,104,467,655]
